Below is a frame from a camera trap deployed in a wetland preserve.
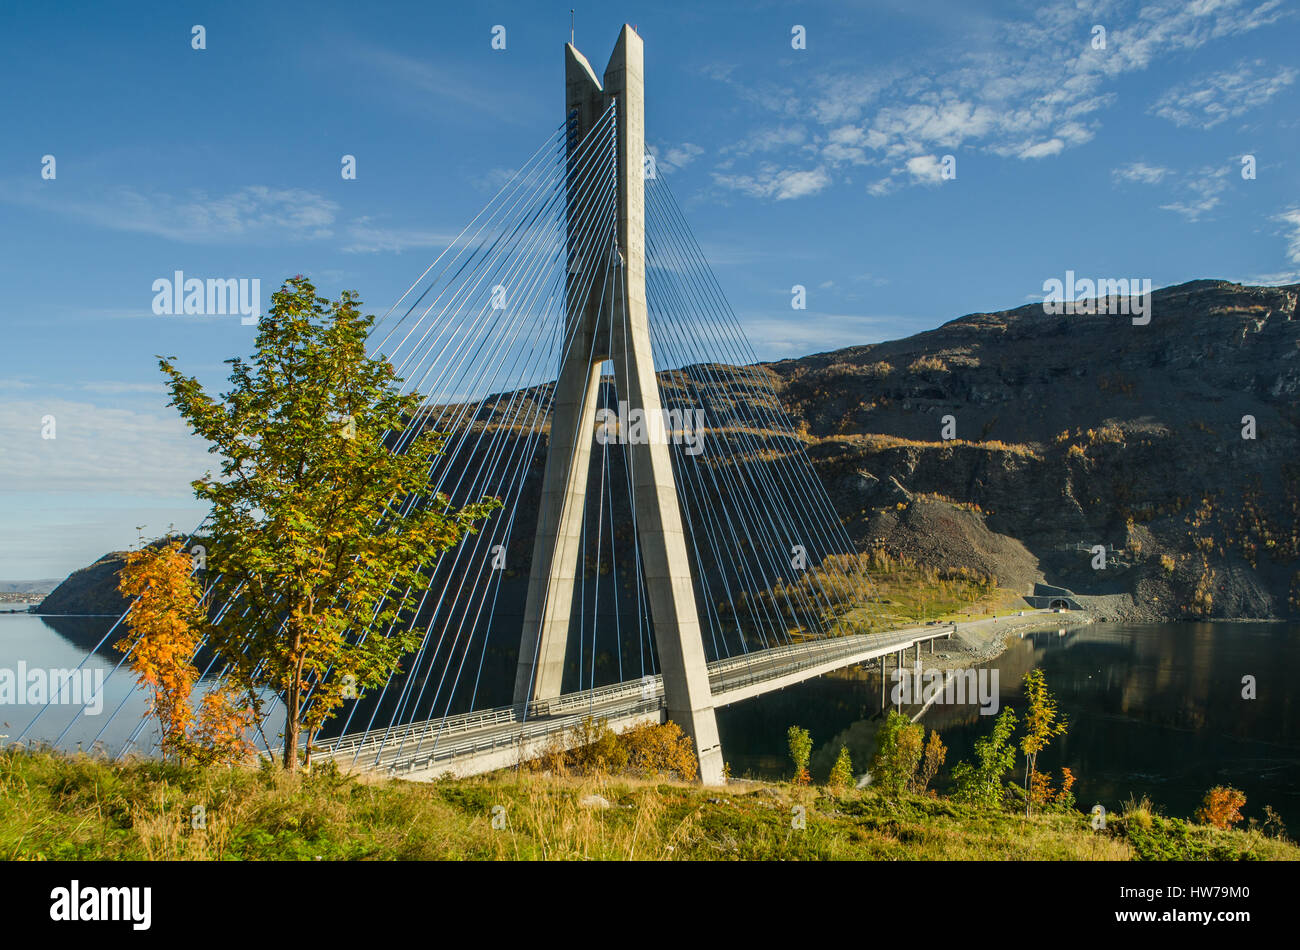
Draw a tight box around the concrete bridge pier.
[514,25,724,786]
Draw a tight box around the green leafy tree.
[827,745,854,789]
[159,276,499,771]
[1020,669,1068,816]
[787,725,813,785]
[870,710,923,797]
[952,706,1018,808]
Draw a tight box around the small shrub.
[951,707,1017,808]
[871,711,923,798]
[787,725,813,785]
[1196,786,1246,830]
[827,746,854,789]
[908,355,948,373]
[619,720,697,781]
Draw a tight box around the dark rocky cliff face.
[767,279,1300,619]
[39,279,1300,622]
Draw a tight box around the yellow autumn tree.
[1020,669,1067,817]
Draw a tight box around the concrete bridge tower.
[513,25,725,785]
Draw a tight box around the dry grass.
[3,747,1294,861]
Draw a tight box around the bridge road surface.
[312,610,1054,781]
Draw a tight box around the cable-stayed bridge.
[19,26,958,785]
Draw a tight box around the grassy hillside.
[2,748,1294,861]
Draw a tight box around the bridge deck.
[308,617,1026,781]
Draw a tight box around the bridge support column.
[515,26,724,785]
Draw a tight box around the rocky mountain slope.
[767,279,1300,619]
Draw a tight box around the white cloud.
[707,0,1290,197]
[1152,60,1297,128]
[905,154,944,185]
[0,399,211,494]
[650,142,706,174]
[1016,139,1065,159]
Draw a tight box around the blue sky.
[1,0,1297,579]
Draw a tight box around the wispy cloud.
[1112,160,1233,222]
[1241,207,1300,285]
[1151,59,1297,129]
[342,217,456,254]
[348,44,528,123]
[0,177,462,255]
[744,310,933,358]
[0,180,339,243]
[0,399,211,494]
[650,142,706,174]
[1278,208,1300,266]
[1111,162,1171,185]
[1159,165,1232,221]
[79,381,168,396]
[712,165,831,200]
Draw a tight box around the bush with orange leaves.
[1056,766,1076,808]
[116,539,254,766]
[1027,766,1078,811]
[1196,785,1247,830]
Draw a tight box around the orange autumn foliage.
[1196,785,1247,830]
[116,541,203,758]
[189,686,257,767]
[116,539,253,765]
[1029,768,1053,808]
[1057,766,1076,803]
[1028,766,1077,809]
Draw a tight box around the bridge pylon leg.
[514,25,724,785]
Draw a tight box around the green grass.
[3,747,1295,860]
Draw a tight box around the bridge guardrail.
[373,696,669,775]
[312,622,965,768]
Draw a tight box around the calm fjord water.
[716,621,1300,828]
[4,611,1296,828]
